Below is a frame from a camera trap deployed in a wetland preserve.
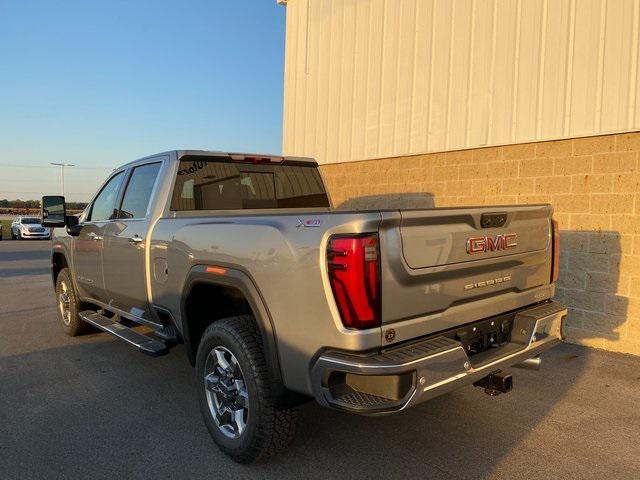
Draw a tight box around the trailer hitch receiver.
[473,371,513,396]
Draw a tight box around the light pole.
[50,163,75,196]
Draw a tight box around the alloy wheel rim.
[59,282,71,326]
[204,346,249,439]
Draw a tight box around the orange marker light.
[206,266,227,275]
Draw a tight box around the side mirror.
[41,196,67,227]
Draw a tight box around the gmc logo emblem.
[466,234,518,254]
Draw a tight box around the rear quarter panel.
[149,210,383,395]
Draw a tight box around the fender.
[51,240,77,289]
[180,264,283,386]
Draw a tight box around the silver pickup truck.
[42,150,567,463]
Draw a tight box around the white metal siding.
[282,0,640,164]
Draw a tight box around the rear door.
[101,161,162,320]
[73,170,126,302]
[379,205,554,340]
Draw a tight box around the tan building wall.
[282,0,640,164]
[320,131,640,356]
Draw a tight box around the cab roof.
[118,150,317,170]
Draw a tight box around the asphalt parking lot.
[1,239,639,479]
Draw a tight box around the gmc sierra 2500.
[42,150,567,463]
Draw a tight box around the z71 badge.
[296,218,322,228]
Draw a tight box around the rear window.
[170,158,330,211]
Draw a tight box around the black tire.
[55,268,91,336]
[196,316,297,463]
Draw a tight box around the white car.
[11,216,51,240]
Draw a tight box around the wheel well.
[184,282,253,364]
[182,279,311,409]
[52,252,68,285]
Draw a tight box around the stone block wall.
[320,132,640,355]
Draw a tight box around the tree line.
[0,199,88,210]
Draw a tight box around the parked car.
[42,150,567,463]
[11,216,51,240]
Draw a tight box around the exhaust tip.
[514,356,542,371]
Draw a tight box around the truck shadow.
[0,339,607,479]
[555,230,629,348]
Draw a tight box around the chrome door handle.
[129,236,144,244]
[88,232,103,241]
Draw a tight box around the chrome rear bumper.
[311,301,567,415]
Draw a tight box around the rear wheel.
[196,316,297,463]
[55,268,91,336]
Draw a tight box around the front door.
[73,170,126,302]
[102,161,162,321]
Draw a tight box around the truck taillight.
[327,234,381,330]
[551,218,560,283]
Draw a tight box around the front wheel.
[55,268,91,336]
[196,316,297,463]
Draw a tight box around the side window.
[118,163,161,219]
[88,171,125,222]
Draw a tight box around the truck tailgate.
[379,205,554,342]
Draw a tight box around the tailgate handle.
[481,212,507,229]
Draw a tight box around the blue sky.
[0,0,286,201]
